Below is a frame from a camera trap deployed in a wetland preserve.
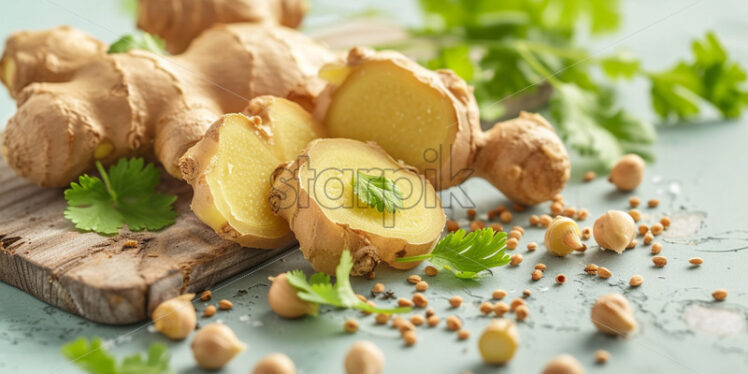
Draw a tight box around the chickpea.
[427,315,441,327]
[651,242,662,254]
[652,256,667,267]
[550,202,564,216]
[372,283,385,293]
[562,207,577,218]
[403,331,417,346]
[374,314,390,325]
[643,232,654,245]
[203,305,216,317]
[660,216,671,228]
[152,294,197,340]
[218,299,233,310]
[545,217,586,256]
[576,208,589,221]
[344,341,384,374]
[531,269,543,281]
[597,267,612,279]
[509,298,525,311]
[542,355,585,374]
[513,203,526,212]
[252,353,296,374]
[397,298,414,307]
[534,263,547,271]
[478,319,519,365]
[595,350,611,365]
[412,293,428,308]
[268,273,317,318]
[191,323,246,370]
[590,294,636,335]
[689,257,703,265]
[628,209,641,222]
[415,281,429,292]
[608,154,645,191]
[593,210,636,253]
[489,223,503,232]
[508,230,522,240]
[522,289,532,298]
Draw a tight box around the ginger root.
[316,47,570,205]
[180,96,325,248]
[136,0,308,54]
[270,138,446,275]
[0,24,333,187]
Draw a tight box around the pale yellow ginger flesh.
[271,138,445,275]
[181,96,325,249]
[325,60,458,174]
[318,47,570,205]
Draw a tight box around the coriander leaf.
[108,33,165,54]
[550,84,656,167]
[397,228,510,279]
[600,50,641,80]
[352,173,403,213]
[64,158,177,235]
[286,251,410,314]
[62,337,173,374]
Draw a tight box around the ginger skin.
[0,24,333,187]
[317,47,570,205]
[137,0,309,53]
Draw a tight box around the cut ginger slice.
[270,138,446,275]
[180,96,325,248]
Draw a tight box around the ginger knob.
[191,323,246,370]
[344,341,385,374]
[151,293,196,340]
[593,210,636,253]
[252,353,297,374]
[590,293,637,336]
[544,217,586,256]
[608,154,645,191]
[478,319,520,365]
[542,354,585,374]
[268,273,318,318]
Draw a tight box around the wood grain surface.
[0,160,289,325]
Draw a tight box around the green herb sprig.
[108,32,165,54]
[62,337,174,374]
[397,228,510,279]
[352,172,404,213]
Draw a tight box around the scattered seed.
[638,224,649,235]
[689,257,703,265]
[628,209,641,222]
[552,194,564,203]
[488,209,498,220]
[203,305,216,317]
[489,223,503,232]
[449,296,463,308]
[479,302,494,315]
[595,350,611,364]
[643,232,654,245]
[457,329,471,340]
[651,242,663,254]
[506,238,519,250]
[425,308,435,318]
[510,254,523,266]
[492,289,507,300]
[515,305,529,321]
[446,220,460,232]
[629,275,643,287]
[356,294,368,302]
[563,207,577,218]
[555,274,566,284]
[531,269,543,281]
[470,220,485,232]
[446,315,462,331]
[500,211,513,223]
[403,330,417,346]
[529,215,540,226]
[200,290,212,301]
[651,223,664,235]
[509,230,522,240]
[425,266,438,276]
[534,263,547,271]
[648,199,660,208]
[509,298,525,311]
[576,209,589,221]
[375,314,390,324]
[660,216,671,228]
[513,203,526,212]
[466,209,476,219]
[218,299,233,310]
[539,214,552,227]
[493,302,509,317]
[122,240,138,248]
[344,319,359,333]
[527,242,538,251]
[412,293,428,308]
[373,283,385,293]
[427,315,441,327]
[391,316,407,329]
[597,267,612,279]
[522,289,532,298]
[652,256,667,267]
[496,204,507,214]
[397,320,416,333]
[584,264,599,275]
[629,196,641,208]
[581,227,592,240]
[398,298,414,307]
[415,281,429,292]
[712,289,728,301]
[512,226,525,235]
[583,171,596,182]
[626,239,638,249]
[407,275,422,284]
[410,315,425,326]
[550,202,563,216]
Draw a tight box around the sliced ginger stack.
[180,96,326,248]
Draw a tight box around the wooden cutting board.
[0,160,290,325]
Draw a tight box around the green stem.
[514,41,563,88]
[96,161,118,203]
[395,253,434,263]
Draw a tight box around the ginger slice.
[271,138,445,275]
[180,96,325,248]
[317,47,570,205]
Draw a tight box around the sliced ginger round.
[180,96,325,248]
[271,138,445,275]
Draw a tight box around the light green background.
[1,1,747,373]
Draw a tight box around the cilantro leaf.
[64,158,177,235]
[286,251,410,314]
[397,228,511,279]
[108,33,165,54]
[62,337,174,374]
[352,173,403,213]
[649,31,748,120]
[600,50,641,80]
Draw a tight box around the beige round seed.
[218,299,233,310]
[534,263,547,271]
[500,211,513,223]
[412,293,428,308]
[509,298,525,311]
[457,329,471,340]
[398,298,414,307]
[531,269,543,281]
[506,238,519,250]
[583,171,596,182]
[425,266,438,276]
[529,215,540,226]
[522,289,532,298]
[425,308,435,318]
[200,290,212,301]
[407,275,422,284]
[512,226,525,235]
[581,227,592,240]
[415,281,429,292]
[576,208,589,221]
[492,289,507,300]
[509,230,522,240]
[629,196,641,208]
[510,254,523,266]
[595,349,611,364]
[563,207,577,218]
[489,223,503,232]
[626,239,638,249]
[550,202,564,216]
[651,222,664,235]
[446,220,459,232]
[375,313,390,324]
[403,330,417,346]
[628,209,641,222]
[203,305,216,317]
[689,257,703,265]
[539,214,552,227]
[466,209,476,219]
[597,267,612,279]
[479,302,494,315]
[515,305,529,321]
[652,256,667,267]
[651,242,662,254]
[372,283,385,293]
[446,315,462,331]
[470,220,485,232]
[449,296,463,308]
[643,232,654,245]
[427,315,441,327]
[356,294,367,303]
[344,319,359,333]
[660,216,671,228]
[712,289,728,301]
[584,264,599,275]
[526,242,537,251]
[493,302,509,317]
[555,274,566,284]
[410,314,425,326]
[629,275,643,287]
[648,198,659,208]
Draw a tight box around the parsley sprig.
[108,32,165,54]
[286,250,411,314]
[352,172,404,213]
[397,228,510,279]
[62,337,174,374]
[64,158,177,235]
